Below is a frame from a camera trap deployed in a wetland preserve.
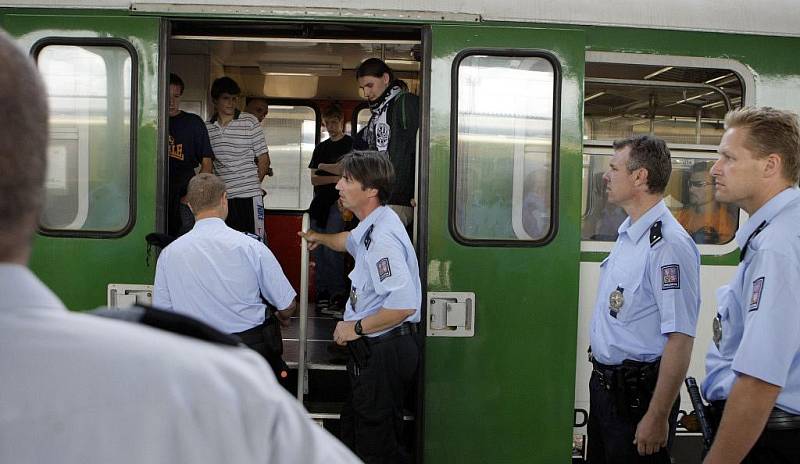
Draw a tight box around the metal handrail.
[296,213,310,401]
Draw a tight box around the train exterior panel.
[2,3,800,462]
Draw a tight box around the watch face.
[355,320,362,335]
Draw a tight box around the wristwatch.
[354,319,364,336]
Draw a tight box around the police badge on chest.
[609,286,624,318]
[349,285,358,310]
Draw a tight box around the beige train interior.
[168,22,422,122]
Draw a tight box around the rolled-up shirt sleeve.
[255,246,297,311]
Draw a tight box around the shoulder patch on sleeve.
[661,264,680,290]
[376,257,392,282]
[749,277,765,312]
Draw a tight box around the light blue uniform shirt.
[590,200,701,365]
[702,187,800,414]
[344,206,421,337]
[153,218,296,333]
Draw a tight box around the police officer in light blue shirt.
[588,135,701,463]
[299,151,420,464]
[153,173,297,384]
[701,107,800,463]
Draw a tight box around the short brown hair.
[613,135,672,194]
[322,104,343,120]
[186,174,227,213]
[724,107,800,184]
[340,151,394,205]
[0,30,49,260]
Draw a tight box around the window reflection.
[262,105,316,210]
[581,154,738,244]
[38,45,132,233]
[455,54,556,241]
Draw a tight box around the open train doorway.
[164,19,425,458]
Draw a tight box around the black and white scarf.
[366,84,403,152]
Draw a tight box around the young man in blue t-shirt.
[167,73,214,237]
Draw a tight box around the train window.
[452,52,560,244]
[36,43,135,235]
[584,62,743,144]
[581,150,738,244]
[262,103,318,210]
[354,105,371,134]
[581,55,750,248]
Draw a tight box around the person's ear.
[635,167,649,189]
[762,153,783,179]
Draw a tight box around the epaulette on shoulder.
[364,224,375,250]
[90,304,240,346]
[243,231,263,243]
[649,220,663,247]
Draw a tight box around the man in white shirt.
[154,173,297,383]
[0,28,358,464]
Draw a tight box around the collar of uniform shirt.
[616,199,669,244]
[734,186,800,249]
[0,264,66,315]
[349,206,389,244]
[191,217,227,231]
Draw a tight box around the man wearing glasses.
[676,161,737,244]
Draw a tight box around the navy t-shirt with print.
[169,111,214,198]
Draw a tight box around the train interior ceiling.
[168,22,421,179]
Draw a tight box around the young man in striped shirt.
[205,77,270,241]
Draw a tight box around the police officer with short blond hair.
[702,107,800,463]
[588,135,701,463]
[299,151,420,464]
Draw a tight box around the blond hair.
[186,174,227,213]
[725,107,800,184]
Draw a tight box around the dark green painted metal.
[425,25,584,463]
[2,13,160,310]
[3,10,800,460]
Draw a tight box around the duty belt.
[590,357,660,391]
[363,322,418,345]
[710,401,800,431]
[233,320,269,345]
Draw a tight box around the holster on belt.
[598,359,660,420]
[347,337,371,372]
[262,312,284,357]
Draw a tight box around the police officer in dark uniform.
[588,135,701,463]
[299,151,421,463]
[702,107,800,463]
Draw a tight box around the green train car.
[2,1,799,462]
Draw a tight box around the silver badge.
[349,285,358,310]
[713,315,722,349]
[609,287,625,314]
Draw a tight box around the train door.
[422,25,584,462]
[1,13,161,309]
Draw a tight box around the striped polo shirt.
[206,112,268,198]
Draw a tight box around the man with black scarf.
[354,58,420,228]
